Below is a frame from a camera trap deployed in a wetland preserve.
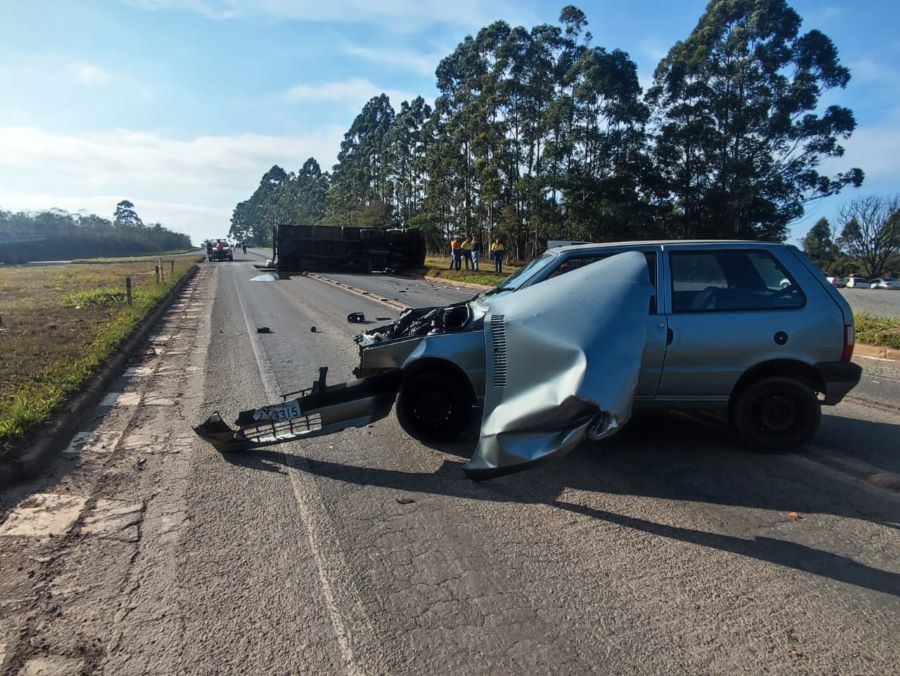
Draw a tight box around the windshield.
[481,253,559,297]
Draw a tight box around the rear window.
[671,250,805,312]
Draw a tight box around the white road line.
[231,268,366,676]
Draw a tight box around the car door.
[657,247,808,403]
[536,247,668,398]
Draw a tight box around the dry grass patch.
[0,255,200,453]
[856,312,900,350]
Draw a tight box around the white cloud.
[282,78,420,109]
[0,125,345,242]
[65,61,153,99]
[124,0,533,31]
[637,38,667,63]
[70,62,114,85]
[833,124,900,178]
[849,57,900,89]
[341,45,443,77]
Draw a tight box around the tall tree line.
[231,1,862,257]
[0,202,192,263]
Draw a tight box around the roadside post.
[170,260,175,278]
[155,265,160,285]
[126,276,133,306]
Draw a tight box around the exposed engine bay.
[355,301,480,348]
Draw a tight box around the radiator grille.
[491,315,508,387]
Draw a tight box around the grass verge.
[419,255,522,287]
[0,254,201,455]
[855,312,900,350]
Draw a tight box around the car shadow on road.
[222,409,900,598]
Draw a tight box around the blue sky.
[1,0,897,245]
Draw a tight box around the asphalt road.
[839,287,900,319]
[1,253,898,673]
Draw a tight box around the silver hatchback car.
[355,240,862,452]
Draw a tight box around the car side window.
[548,251,658,313]
[671,251,805,312]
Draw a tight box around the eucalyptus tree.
[114,200,144,228]
[326,94,396,226]
[647,0,863,240]
[801,216,840,272]
[385,96,432,227]
[229,164,287,244]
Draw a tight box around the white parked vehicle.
[825,275,846,288]
[869,278,897,290]
[845,276,870,288]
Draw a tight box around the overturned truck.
[195,252,653,479]
[273,224,426,274]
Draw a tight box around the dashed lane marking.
[143,396,176,406]
[100,392,141,407]
[232,268,367,676]
[0,494,87,538]
[62,430,122,457]
[81,499,144,541]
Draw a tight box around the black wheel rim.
[755,394,797,434]
[413,388,452,426]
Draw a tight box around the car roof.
[548,239,787,254]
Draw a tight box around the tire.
[732,376,821,452]
[396,371,471,442]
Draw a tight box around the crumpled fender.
[464,251,652,479]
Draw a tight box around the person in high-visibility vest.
[490,238,505,274]
[461,236,474,270]
[450,236,462,271]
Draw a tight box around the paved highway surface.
[0,253,898,674]
[839,287,900,319]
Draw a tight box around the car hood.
[464,251,652,478]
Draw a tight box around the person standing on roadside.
[491,238,505,274]
[461,236,473,270]
[450,236,462,271]
[472,237,481,271]
[205,240,213,261]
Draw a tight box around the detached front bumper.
[194,368,402,452]
[815,361,863,405]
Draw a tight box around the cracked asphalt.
[0,255,898,674]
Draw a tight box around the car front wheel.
[732,376,821,451]
[396,371,471,442]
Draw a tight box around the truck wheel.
[396,372,470,442]
[732,376,820,452]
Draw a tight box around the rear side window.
[671,251,805,312]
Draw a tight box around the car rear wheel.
[732,376,821,451]
[396,371,471,442]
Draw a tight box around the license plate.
[253,400,302,422]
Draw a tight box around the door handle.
[666,328,673,345]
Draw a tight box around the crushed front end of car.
[463,251,652,478]
[195,252,652,479]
